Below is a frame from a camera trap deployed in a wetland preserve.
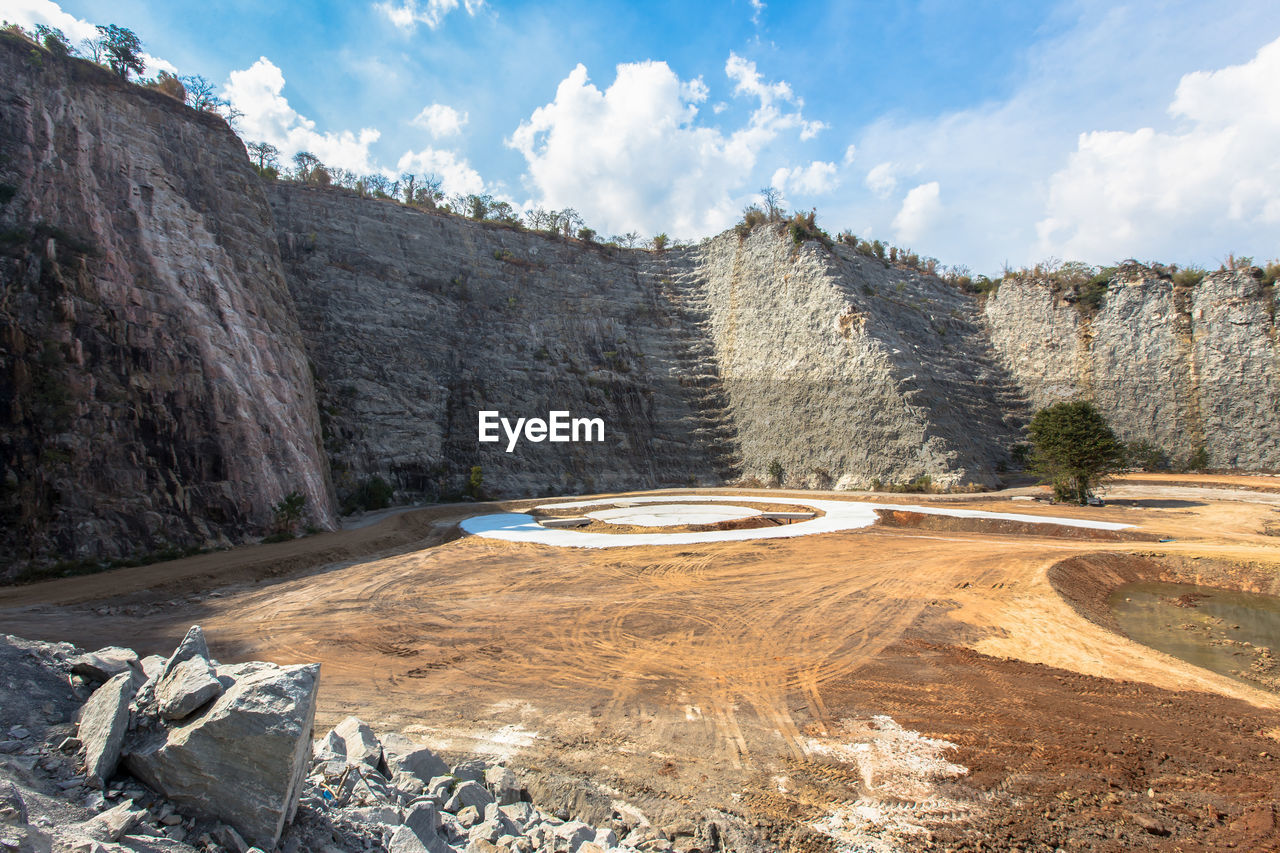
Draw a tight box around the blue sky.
[6,0,1280,273]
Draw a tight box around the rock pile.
[0,631,718,853]
[300,715,691,853]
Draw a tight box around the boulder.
[317,716,386,774]
[159,626,210,680]
[383,734,450,783]
[69,647,139,683]
[555,820,597,852]
[156,656,222,721]
[78,669,141,785]
[388,802,451,853]
[124,660,320,850]
[138,655,166,681]
[78,800,145,841]
[483,766,521,806]
[451,759,486,784]
[445,780,494,813]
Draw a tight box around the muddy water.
[1111,582,1280,690]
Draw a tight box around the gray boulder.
[317,716,386,774]
[78,800,146,841]
[483,766,521,806]
[78,669,141,785]
[451,759,486,784]
[555,820,597,852]
[156,656,222,721]
[388,802,450,853]
[445,780,494,813]
[159,626,210,680]
[125,659,320,850]
[383,733,449,783]
[70,647,139,683]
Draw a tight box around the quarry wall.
[1,39,1277,572]
[985,270,1279,469]
[0,39,334,573]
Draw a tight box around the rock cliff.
[985,268,1279,469]
[1,37,1277,573]
[0,37,334,576]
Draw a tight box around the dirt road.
[2,477,1279,850]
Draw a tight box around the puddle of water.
[1110,582,1280,691]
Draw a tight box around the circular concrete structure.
[586,503,762,527]
[459,494,1136,549]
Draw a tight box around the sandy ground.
[2,476,1279,850]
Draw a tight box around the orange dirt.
[1,476,1279,850]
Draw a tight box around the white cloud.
[3,0,174,76]
[749,0,765,26]
[412,103,469,138]
[396,146,485,196]
[772,161,839,197]
[508,55,825,238]
[224,57,382,174]
[376,0,484,32]
[817,1,1280,272]
[1037,35,1280,261]
[864,162,897,198]
[892,182,942,243]
[842,144,857,166]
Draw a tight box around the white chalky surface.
[459,495,1134,548]
[585,503,762,527]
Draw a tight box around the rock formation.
[0,35,1276,572]
[0,35,334,575]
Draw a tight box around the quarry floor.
[2,474,1280,851]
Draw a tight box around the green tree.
[271,490,307,536]
[96,25,144,80]
[33,24,72,56]
[1028,400,1125,504]
[466,466,484,499]
[767,459,784,487]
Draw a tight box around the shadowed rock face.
[0,37,334,575]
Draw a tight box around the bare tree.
[759,186,784,222]
[293,151,322,182]
[246,141,279,171]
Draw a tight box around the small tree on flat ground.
[1028,400,1125,505]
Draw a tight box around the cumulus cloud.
[772,161,839,197]
[508,55,826,237]
[224,57,382,173]
[376,0,484,32]
[864,162,897,198]
[842,144,857,166]
[396,146,486,196]
[892,182,942,243]
[1037,35,1280,261]
[412,103,469,138]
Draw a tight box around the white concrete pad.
[460,495,1134,549]
[586,503,762,527]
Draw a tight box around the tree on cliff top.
[96,25,144,80]
[1028,400,1125,505]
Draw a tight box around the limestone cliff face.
[0,40,334,574]
[268,185,730,501]
[274,190,1026,497]
[984,269,1279,468]
[694,231,1024,488]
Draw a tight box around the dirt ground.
[2,475,1279,851]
